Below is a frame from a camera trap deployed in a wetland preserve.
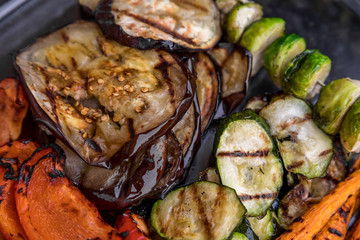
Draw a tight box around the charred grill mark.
[319,149,332,157]
[217,150,269,158]
[0,160,17,181]
[278,135,297,143]
[0,185,4,197]
[191,186,212,239]
[279,114,312,130]
[85,139,102,153]
[71,57,77,68]
[238,192,277,201]
[48,169,66,179]
[286,161,305,170]
[122,12,195,45]
[128,118,135,138]
[156,54,177,100]
[328,228,343,237]
[172,0,209,12]
[339,207,350,221]
[17,188,23,193]
[118,231,129,238]
[293,217,304,223]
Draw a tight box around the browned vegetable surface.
[15,144,123,239]
[0,78,29,146]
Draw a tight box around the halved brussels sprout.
[283,49,331,100]
[16,21,193,166]
[264,34,306,87]
[239,17,285,76]
[314,78,360,135]
[340,98,360,153]
[225,3,263,43]
[96,0,222,51]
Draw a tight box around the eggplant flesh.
[96,0,222,51]
[208,43,251,113]
[17,21,193,165]
[79,0,99,12]
[195,52,220,132]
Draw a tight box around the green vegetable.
[264,34,306,87]
[340,98,360,153]
[247,210,274,240]
[216,0,243,15]
[151,181,246,240]
[260,96,333,178]
[239,17,285,76]
[225,3,263,43]
[236,218,259,240]
[215,109,283,216]
[283,49,331,99]
[314,78,360,135]
[232,232,250,240]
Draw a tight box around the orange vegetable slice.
[313,193,358,240]
[0,78,28,146]
[0,140,38,240]
[15,144,123,240]
[277,169,360,240]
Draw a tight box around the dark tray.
[0,0,360,195]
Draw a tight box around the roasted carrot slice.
[115,211,150,240]
[15,144,123,240]
[346,211,360,240]
[0,140,37,240]
[277,169,360,240]
[313,193,358,240]
[0,78,28,146]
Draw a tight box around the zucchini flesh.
[225,3,263,44]
[260,96,333,178]
[247,210,274,240]
[314,77,360,135]
[264,33,306,87]
[283,49,331,100]
[215,110,283,217]
[232,232,250,240]
[239,17,285,76]
[151,181,246,240]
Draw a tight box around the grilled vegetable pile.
[1,0,360,239]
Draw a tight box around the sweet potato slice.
[15,144,123,240]
[114,210,150,240]
[0,140,38,240]
[0,78,29,146]
[277,169,360,240]
[313,193,358,240]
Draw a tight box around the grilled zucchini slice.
[239,17,285,76]
[314,77,360,135]
[232,232,250,240]
[215,110,283,216]
[260,96,333,178]
[151,181,246,240]
[283,49,331,99]
[264,34,306,87]
[340,98,360,153]
[225,3,263,43]
[247,210,274,240]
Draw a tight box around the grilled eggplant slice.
[215,110,283,216]
[17,21,194,166]
[195,52,220,132]
[151,181,246,240]
[260,96,333,178]
[314,78,360,135]
[96,0,222,51]
[208,43,251,113]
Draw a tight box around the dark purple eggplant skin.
[210,42,252,116]
[95,0,220,52]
